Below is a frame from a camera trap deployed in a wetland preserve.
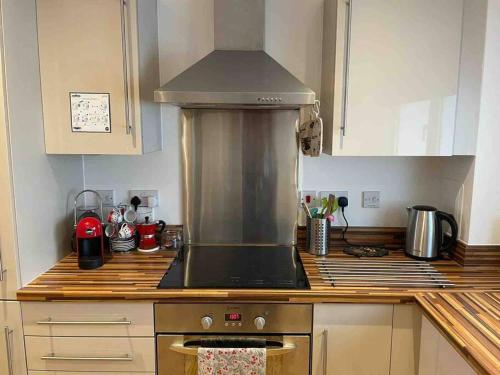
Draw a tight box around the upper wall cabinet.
[321,0,464,156]
[37,0,161,155]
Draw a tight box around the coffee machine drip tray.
[157,245,310,289]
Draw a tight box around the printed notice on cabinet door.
[70,92,111,133]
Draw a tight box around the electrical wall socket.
[95,190,115,206]
[363,191,380,208]
[319,191,348,200]
[128,190,159,207]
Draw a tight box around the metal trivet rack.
[315,259,454,288]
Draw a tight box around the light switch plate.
[300,191,317,206]
[363,191,380,208]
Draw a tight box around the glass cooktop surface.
[157,245,310,289]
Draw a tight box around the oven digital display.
[225,313,242,321]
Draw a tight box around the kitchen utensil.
[325,194,337,216]
[118,222,136,239]
[73,190,105,270]
[104,223,118,238]
[310,207,319,218]
[306,217,330,256]
[136,217,165,252]
[320,197,328,217]
[106,207,123,224]
[405,205,458,260]
[123,206,137,223]
[302,202,312,219]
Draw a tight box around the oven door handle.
[169,343,296,357]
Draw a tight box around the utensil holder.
[306,217,330,256]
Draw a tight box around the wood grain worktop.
[416,292,500,375]
[17,249,500,302]
[16,249,500,374]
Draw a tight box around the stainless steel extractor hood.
[154,50,315,107]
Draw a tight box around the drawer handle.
[42,353,133,361]
[37,317,131,325]
[4,327,14,375]
[322,329,328,375]
[169,343,296,357]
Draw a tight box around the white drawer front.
[22,302,153,337]
[29,372,154,375]
[26,336,155,372]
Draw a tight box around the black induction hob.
[157,245,310,289]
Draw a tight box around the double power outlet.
[301,191,348,207]
[94,189,159,208]
[301,190,381,208]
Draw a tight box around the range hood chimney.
[154,0,315,107]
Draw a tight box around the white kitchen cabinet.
[25,336,155,373]
[22,302,153,337]
[321,0,464,156]
[419,315,476,375]
[29,372,153,375]
[22,302,156,374]
[0,301,27,375]
[390,304,422,375]
[0,22,20,300]
[312,304,394,375]
[37,0,161,155]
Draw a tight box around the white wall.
[467,0,500,245]
[302,156,473,230]
[2,0,84,284]
[83,0,474,238]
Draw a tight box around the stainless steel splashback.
[182,109,299,245]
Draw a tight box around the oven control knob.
[254,317,266,330]
[201,316,213,330]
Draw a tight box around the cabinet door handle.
[120,0,133,136]
[4,327,14,375]
[340,0,353,143]
[0,247,6,282]
[42,353,133,361]
[322,329,328,375]
[37,318,131,325]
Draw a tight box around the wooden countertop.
[17,249,500,302]
[16,249,500,375]
[416,292,500,375]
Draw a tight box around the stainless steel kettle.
[405,205,458,260]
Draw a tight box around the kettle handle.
[436,211,458,253]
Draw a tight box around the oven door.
[157,335,310,375]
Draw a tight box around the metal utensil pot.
[306,217,330,256]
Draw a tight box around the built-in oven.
[155,303,312,375]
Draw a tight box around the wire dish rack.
[315,259,454,288]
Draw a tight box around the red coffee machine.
[136,216,165,253]
[74,190,105,269]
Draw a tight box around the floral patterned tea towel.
[198,347,266,375]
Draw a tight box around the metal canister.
[306,217,330,256]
